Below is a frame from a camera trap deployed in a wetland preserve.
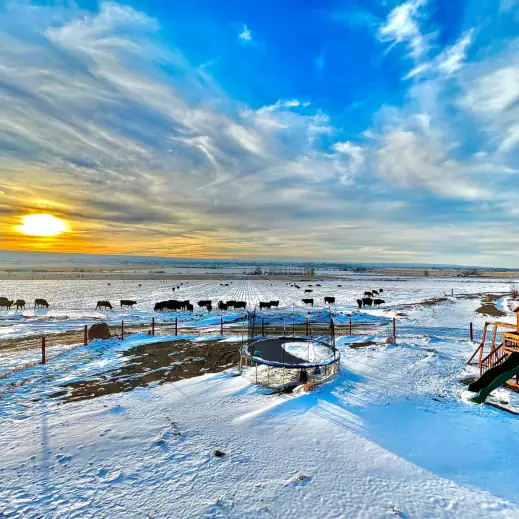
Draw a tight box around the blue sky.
[1,0,519,266]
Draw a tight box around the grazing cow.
[324,296,335,305]
[356,298,363,308]
[154,299,184,312]
[198,300,211,308]
[172,288,175,291]
[226,300,237,309]
[371,290,379,296]
[218,301,228,311]
[96,300,113,310]
[316,284,322,287]
[120,300,137,308]
[373,299,385,306]
[294,285,300,289]
[35,298,49,308]
[364,291,372,297]
[207,304,212,313]
[0,300,14,310]
[269,300,279,308]
[259,301,271,309]
[186,303,194,312]
[337,284,342,287]
[379,288,384,293]
[308,285,313,287]
[234,301,247,309]
[15,299,25,310]
[304,289,313,293]
[302,298,314,306]
[362,297,373,307]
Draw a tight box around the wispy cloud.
[378,0,430,59]
[238,23,252,43]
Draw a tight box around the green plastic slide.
[468,352,519,404]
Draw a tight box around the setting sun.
[18,214,69,237]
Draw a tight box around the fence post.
[470,322,474,342]
[306,318,309,337]
[261,318,264,337]
[175,317,178,336]
[349,316,352,336]
[41,337,46,364]
[393,318,396,343]
[151,317,155,336]
[220,317,223,336]
[84,325,88,345]
[121,320,124,341]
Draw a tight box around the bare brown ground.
[47,339,241,403]
[475,303,506,317]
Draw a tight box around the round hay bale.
[88,322,110,341]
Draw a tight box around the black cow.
[362,297,373,307]
[234,301,247,309]
[371,290,379,296]
[294,285,300,289]
[304,289,313,293]
[218,301,228,311]
[316,284,321,287]
[198,300,211,308]
[154,301,167,311]
[120,300,137,308]
[35,298,49,308]
[364,291,372,297]
[337,284,342,287]
[259,301,271,309]
[356,298,363,308]
[96,300,112,310]
[379,288,384,293]
[207,304,213,313]
[172,288,175,292]
[302,298,314,306]
[186,303,194,312]
[270,300,279,308]
[324,296,335,304]
[154,299,182,312]
[373,299,385,306]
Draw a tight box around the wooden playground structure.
[467,307,519,389]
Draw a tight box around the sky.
[1,0,519,266]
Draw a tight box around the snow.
[2,276,519,518]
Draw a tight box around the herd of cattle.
[0,297,49,310]
[355,289,385,308]
[0,287,388,312]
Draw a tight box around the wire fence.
[0,312,400,383]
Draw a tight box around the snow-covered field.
[2,276,519,518]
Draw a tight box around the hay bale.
[88,322,110,340]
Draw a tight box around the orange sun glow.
[17,214,69,237]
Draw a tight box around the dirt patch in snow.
[475,303,505,317]
[49,339,240,403]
